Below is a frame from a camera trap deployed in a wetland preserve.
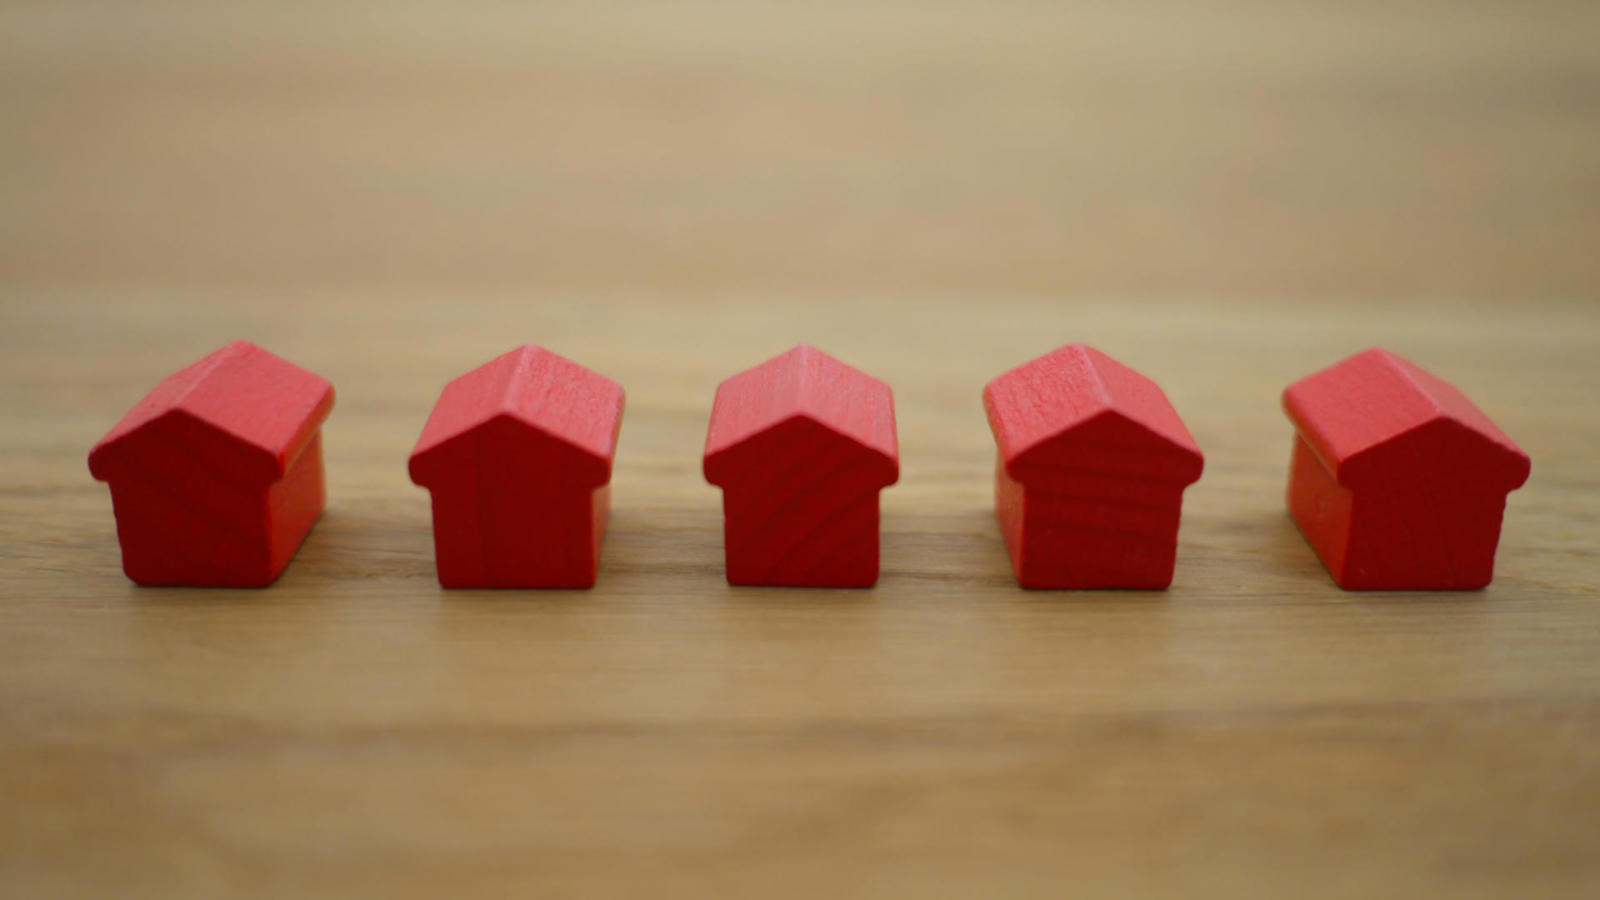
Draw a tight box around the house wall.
[1342,492,1510,590]
[1016,477,1187,589]
[428,476,602,589]
[722,491,883,588]
[107,477,274,587]
[266,432,328,578]
[1287,434,1354,585]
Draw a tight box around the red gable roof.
[703,345,897,484]
[88,341,334,487]
[408,345,624,487]
[983,344,1202,483]
[1283,347,1530,490]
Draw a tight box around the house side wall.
[266,432,327,578]
[1287,434,1354,584]
[993,455,1026,579]
[590,483,611,566]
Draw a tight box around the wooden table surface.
[3,2,1598,898]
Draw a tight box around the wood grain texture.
[704,345,899,588]
[6,293,1599,899]
[984,344,1203,589]
[2,1,1600,897]
[1284,348,1532,590]
[86,340,334,587]
[409,345,624,589]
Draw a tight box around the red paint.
[704,345,898,587]
[983,344,1203,589]
[1283,347,1530,590]
[409,346,624,589]
[88,341,335,587]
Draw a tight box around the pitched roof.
[1282,347,1529,488]
[408,345,624,486]
[88,341,334,486]
[983,344,1202,482]
[703,345,897,480]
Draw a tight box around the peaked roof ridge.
[1011,403,1204,486]
[409,345,623,487]
[986,343,1199,475]
[91,340,249,459]
[501,342,551,390]
[500,345,623,461]
[1080,344,1195,443]
[703,344,897,476]
[792,343,872,411]
[790,343,824,415]
[791,344,897,462]
[1361,348,1447,419]
[1074,343,1117,410]
[1285,347,1528,486]
[407,347,518,463]
[782,405,898,464]
[90,340,333,485]
[1379,348,1516,443]
[170,340,250,411]
[487,344,544,423]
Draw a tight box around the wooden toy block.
[88,341,335,587]
[983,344,1204,589]
[408,345,624,589]
[703,345,899,587]
[1282,347,1530,590]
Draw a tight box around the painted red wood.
[1283,347,1530,590]
[409,346,624,589]
[88,341,335,587]
[703,345,898,587]
[983,344,1203,589]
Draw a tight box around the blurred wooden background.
[1,2,1597,898]
[3,0,1597,297]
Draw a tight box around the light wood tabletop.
[2,2,1598,898]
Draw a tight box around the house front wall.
[1010,472,1187,589]
[107,475,275,587]
[1289,431,1514,590]
[427,472,602,589]
[722,491,882,587]
[1341,488,1510,590]
[712,416,893,588]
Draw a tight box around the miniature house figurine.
[88,341,335,587]
[408,345,624,589]
[1282,347,1530,590]
[983,344,1204,589]
[703,345,899,587]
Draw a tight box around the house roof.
[408,345,624,487]
[983,344,1203,483]
[1282,347,1529,489]
[88,341,334,487]
[703,345,898,484]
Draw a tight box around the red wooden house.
[703,345,899,587]
[88,341,335,587]
[1283,347,1530,590]
[408,345,624,589]
[983,344,1204,589]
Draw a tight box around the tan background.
[2,2,1598,898]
